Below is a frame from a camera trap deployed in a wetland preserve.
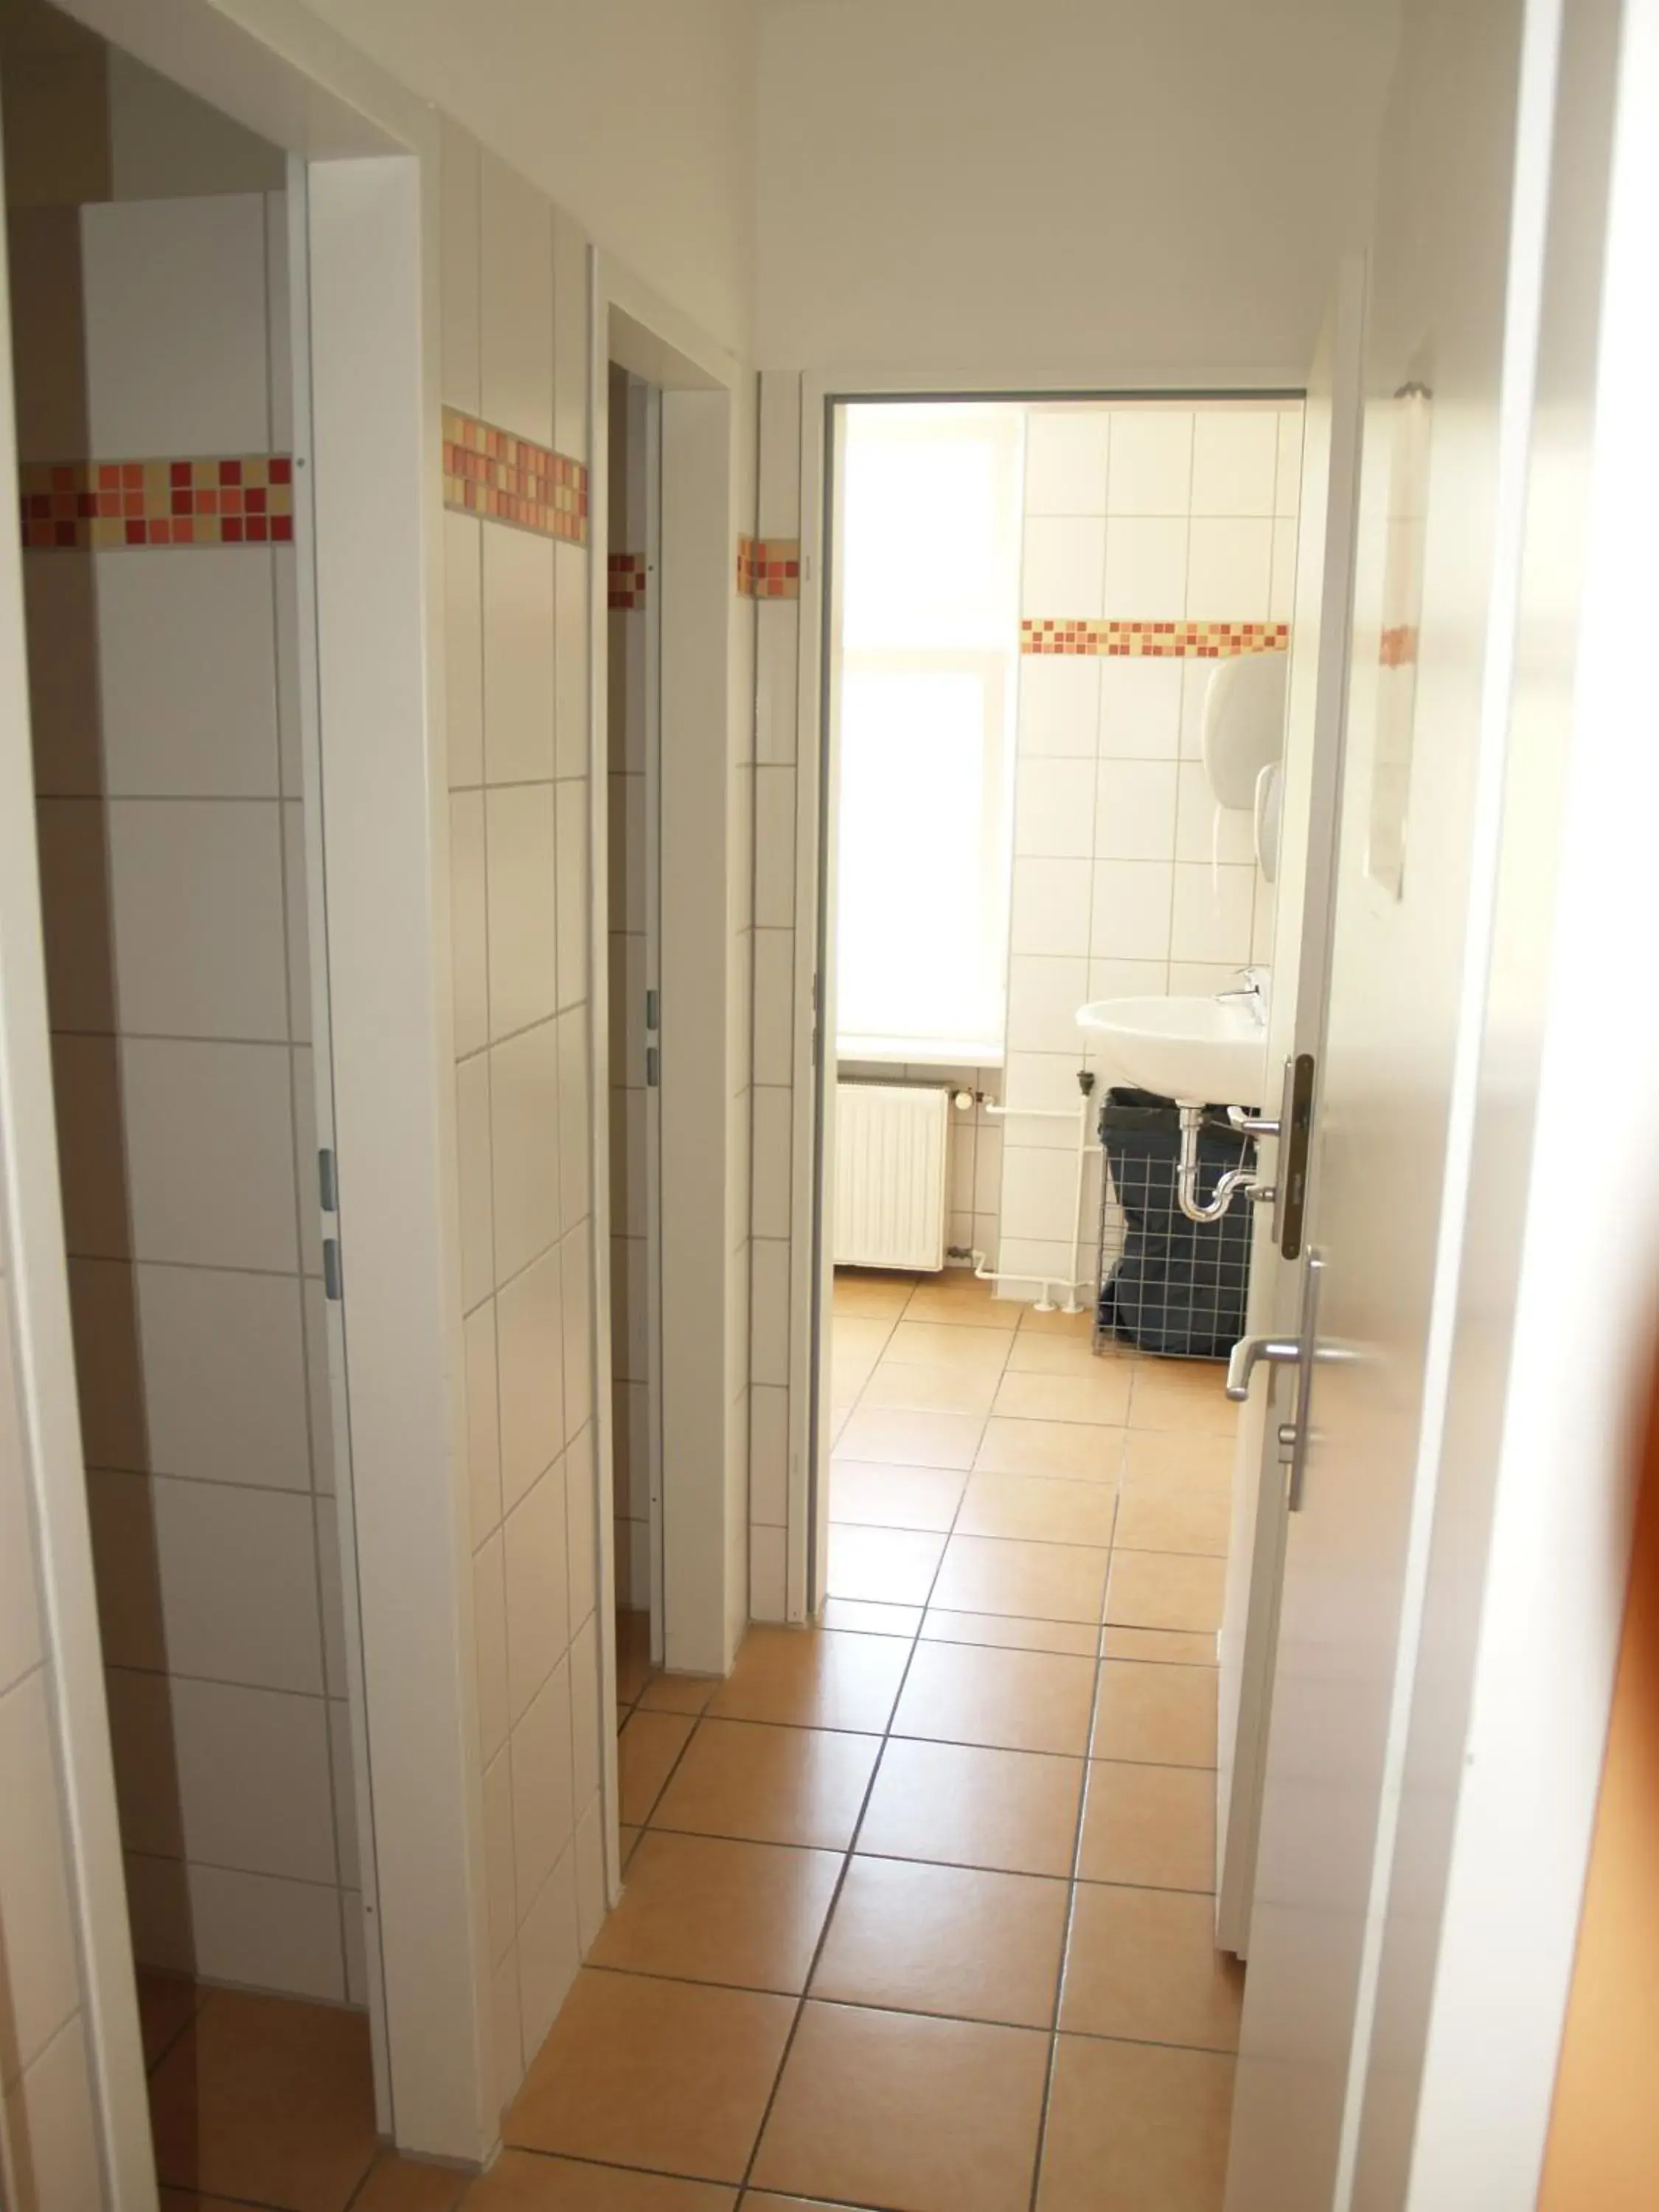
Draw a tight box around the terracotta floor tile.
[1115,1482,1232,1558]
[885,1318,1016,1371]
[620,1823,644,1868]
[820,1596,922,1638]
[956,1472,1117,1549]
[1092,1660,1217,1767]
[638,1672,718,1716]
[466,2152,736,2207]
[136,1968,204,2070]
[616,1610,654,1705]
[741,2198,862,2211]
[921,1608,1098,1658]
[832,1270,917,1318]
[1128,1363,1237,1436]
[1037,2036,1234,2212]
[1006,1332,1131,1377]
[891,1638,1097,1756]
[1120,1427,1238,1489]
[836,1405,987,1471]
[1100,1625,1217,1666]
[932,1534,1109,1624]
[619,1709,698,1825]
[992,1367,1132,1426]
[811,1856,1068,2028]
[825,1523,946,1606]
[709,1625,911,1733]
[1077,1760,1216,1891]
[1105,1550,1226,1634]
[653,1719,880,1849]
[858,1738,1084,1877]
[354,2154,468,2210]
[751,2001,1048,2212]
[1062,1882,1242,2049]
[902,1275,1008,1325]
[147,1989,378,2212]
[506,1969,793,2183]
[588,1831,841,1992]
[1015,1302,1096,1338]
[159,2194,251,2211]
[861,1360,1003,1418]
[974,1416,1123,1484]
[832,1314,899,1379]
[828,1461,966,1534]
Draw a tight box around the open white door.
[1217,259,1367,1955]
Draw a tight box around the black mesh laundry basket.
[1096,1087,1254,1359]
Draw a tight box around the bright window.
[832,404,1023,1062]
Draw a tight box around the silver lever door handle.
[1225,1335,1302,1402]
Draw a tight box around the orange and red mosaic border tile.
[608,552,647,611]
[1022,617,1289,658]
[737,537,800,599]
[20,456,293,549]
[442,407,588,546]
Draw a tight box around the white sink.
[1077,995,1267,1108]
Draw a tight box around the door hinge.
[645,988,658,1032]
[645,1044,660,1088]
[322,1238,344,1301]
[317,1147,338,1214]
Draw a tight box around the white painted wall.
[754,0,1399,375]
[299,0,757,355]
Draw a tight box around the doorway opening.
[1,0,386,2194]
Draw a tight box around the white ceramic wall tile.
[327,1699,358,1882]
[439,121,481,417]
[344,1893,369,2004]
[282,803,311,1047]
[81,195,268,456]
[750,1382,789,1526]
[490,1952,522,2121]
[184,1862,345,2003]
[1269,519,1299,622]
[994,1237,1077,1293]
[1009,856,1091,959]
[484,783,557,1042]
[1276,411,1304,516]
[291,1049,322,1279]
[51,1035,128,1257]
[8,206,91,463]
[509,1658,573,1913]
[553,543,589,780]
[1003,1050,1096,1123]
[445,514,486,789]
[1168,961,1244,997]
[263,192,292,453]
[552,214,587,462]
[1189,411,1280,518]
[94,552,280,799]
[122,1039,298,1272]
[999,1144,1080,1247]
[749,1523,787,1623]
[450,792,489,1058]
[1023,409,1110,517]
[313,1495,348,1696]
[85,1470,165,1672]
[755,606,799,768]
[303,1281,333,1489]
[1020,515,1105,618]
[106,799,288,1042]
[609,770,647,931]
[482,526,556,785]
[1015,655,1100,758]
[1174,761,1256,866]
[518,1838,578,2057]
[489,1018,562,1285]
[473,1532,509,1765]
[1106,410,1193,515]
[479,153,554,449]
[1095,657,1182,761]
[1012,757,1096,861]
[1004,955,1091,1055]
[3,2014,102,2212]
[496,1245,565,1512]
[564,1425,597,1632]
[1089,861,1175,964]
[1095,761,1179,863]
[0,1324,44,1697]
[1085,958,1169,1004]
[1102,517,1189,620]
[574,1795,605,1953]
[465,1300,503,1547]
[1170,862,1256,966]
[166,1674,336,1882]
[35,801,114,1032]
[504,1459,570,1722]
[555,1007,591,1227]
[0,1672,80,2073]
[554,780,589,1012]
[752,928,794,1088]
[456,1054,495,1312]
[1186,518,1274,621]
[275,550,302,798]
[1178,661,1212,759]
[751,1086,793,1239]
[560,1225,593,1445]
[749,1238,791,1388]
[483,1745,515,1963]
[568,1612,599,1807]
[754,767,796,930]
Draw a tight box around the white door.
[1223,1,1548,2202]
[1216,257,1368,1953]
[637,378,667,1663]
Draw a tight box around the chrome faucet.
[1215,966,1270,1029]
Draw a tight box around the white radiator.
[833,1082,951,1272]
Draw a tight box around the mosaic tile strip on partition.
[19,456,294,549]
[608,552,647,611]
[737,536,801,599]
[442,406,588,546]
[1022,617,1290,658]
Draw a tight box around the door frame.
[787,366,1310,1620]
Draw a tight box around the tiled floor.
[142,1267,1240,2212]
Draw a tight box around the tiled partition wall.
[18,191,362,2004]
[995,400,1301,1295]
[438,124,607,2118]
